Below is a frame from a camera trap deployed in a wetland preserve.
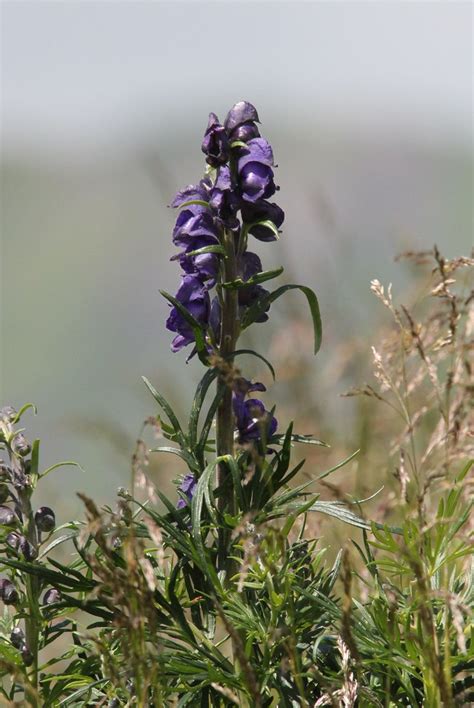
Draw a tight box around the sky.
[2,1,472,156]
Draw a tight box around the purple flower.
[232,378,277,444]
[237,252,271,322]
[209,166,239,228]
[237,138,277,203]
[240,200,284,242]
[225,101,261,142]
[177,473,197,509]
[170,179,212,209]
[172,211,218,248]
[201,113,230,167]
[173,241,220,286]
[166,275,210,352]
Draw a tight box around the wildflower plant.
[0,103,472,707]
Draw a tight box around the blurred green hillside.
[1,126,472,519]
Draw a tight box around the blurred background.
[1,1,472,521]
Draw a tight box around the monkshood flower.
[166,275,210,353]
[173,244,219,287]
[177,473,197,509]
[240,200,285,242]
[201,113,230,167]
[232,377,277,444]
[237,138,277,203]
[237,252,270,322]
[208,165,239,229]
[224,101,260,142]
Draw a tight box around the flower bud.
[0,462,11,481]
[20,537,38,561]
[43,587,61,605]
[35,506,56,533]
[10,626,25,648]
[6,531,21,552]
[0,406,17,423]
[231,122,260,142]
[0,578,19,605]
[0,483,9,503]
[0,505,17,527]
[21,645,33,666]
[13,434,31,457]
[201,112,230,167]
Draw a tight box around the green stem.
[216,229,239,567]
[18,486,40,705]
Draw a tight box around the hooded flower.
[177,473,197,509]
[240,200,285,242]
[237,138,277,203]
[173,242,220,286]
[224,101,261,142]
[208,165,239,228]
[232,378,277,444]
[201,113,230,167]
[166,275,210,352]
[237,252,271,322]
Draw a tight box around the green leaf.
[12,402,37,424]
[314,449,360,481]
[184,244,226,258]
[150,445,200,473]
[0,558,96,591]
[233,349,276,381]
[188,367,220,450]
[142,376,185,445]
[222,266,284,290]
[176,199,211,210]
[191,459,224,587]
[39,460,84,480]
[304,501,402,533]
[247,219,280,240]
[270,432,329,448]
[241,283,322,354]
[160,290,209,364]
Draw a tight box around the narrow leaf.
[241,283,322,354]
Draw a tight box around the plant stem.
[18,486,40,706]
[216,229,239,565]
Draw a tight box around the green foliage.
[1,249,472,706]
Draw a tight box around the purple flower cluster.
[165,101,284,354]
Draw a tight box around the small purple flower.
[224,101,261,142]
[172,211,218,248]
[201,113,230,167]
[232,378,277,444]
[237,138,277,203]
[170,179,212,209]
[174,241,220,286]
[209,166,239,228]
[166,275,210,352]
[240,200,284,242]
[177,473,197,509]
[237,252,271,322]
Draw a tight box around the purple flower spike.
[241,200,285,242]
[166,275,210,352]
[237,139,277,203]
[177,473,197,509]
[201,113,230,168]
